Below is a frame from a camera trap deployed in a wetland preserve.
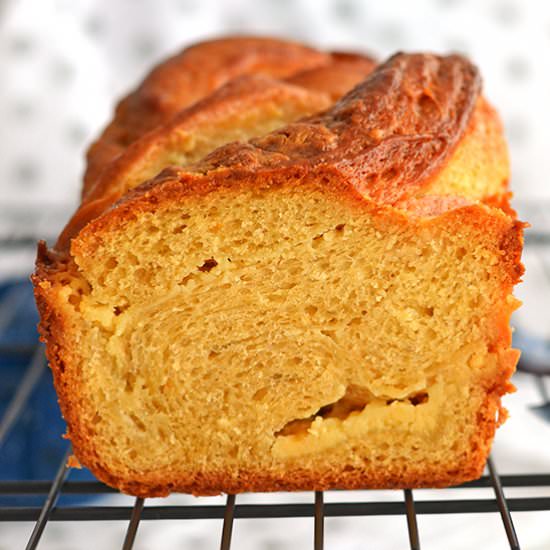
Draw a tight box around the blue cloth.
[0,279,96,505]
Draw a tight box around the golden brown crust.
[73,44,375,250]
[287,51,376,100]
[84,53,376,206]
[85,446,490,498]
[33,256,86,480]
[60,76,333,249]
[188,53,481,205]
[83,36,333,194]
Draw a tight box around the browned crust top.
[124,52,482,210]
[82,74,332,205]
[83,36,335,193]
[60,50,376,250]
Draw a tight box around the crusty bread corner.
[34,39,524,497]
[65,45,375,249]
[84,37,374,196]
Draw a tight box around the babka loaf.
[33,37,524,497]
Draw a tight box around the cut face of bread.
[64,181,520,496]
[34,47,523,497]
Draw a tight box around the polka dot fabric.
[0,0,547,215]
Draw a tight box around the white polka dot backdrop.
[0,0,548,214]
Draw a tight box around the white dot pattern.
[0,0,547,218]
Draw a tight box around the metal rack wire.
[1,210,550,549]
